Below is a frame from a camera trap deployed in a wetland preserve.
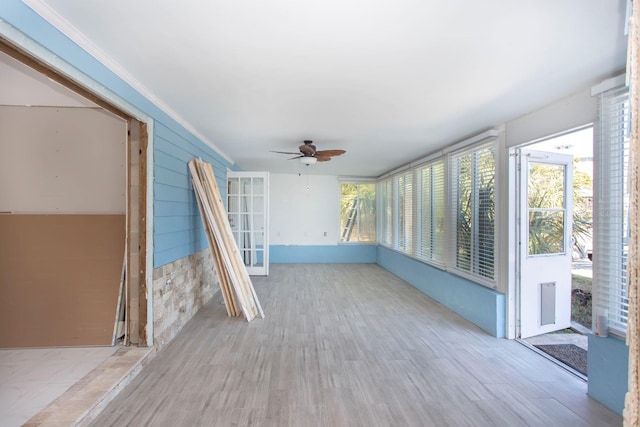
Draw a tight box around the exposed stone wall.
[152,249,218,349]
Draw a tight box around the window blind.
[416,161,445,265]
[593,84,630,335]
[449,143,496,280]
[379,179,394,246]
[397,172,414,254]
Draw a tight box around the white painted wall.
[504,87,597,147]
[0,106,126,213]
[269,173,340,245]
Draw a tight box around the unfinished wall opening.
[0,39,149,348]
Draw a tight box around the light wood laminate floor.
[91,264,621,427]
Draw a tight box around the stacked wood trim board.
[188,159,264,322]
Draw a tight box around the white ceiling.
[17,0,629,176]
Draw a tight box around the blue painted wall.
[153,123,232,266]
[0,1,234,268]
[376,246,506,337]
[588,335,629,415]
[270,244,377,263]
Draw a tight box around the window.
[416,161,445,265]
[376,131,498,286]
[340,183,376,242]
[378,178,393,246]
[396,172,414,253]
[449,144,495,280]
[593,83,630,336]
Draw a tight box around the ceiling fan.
[272,140,346,165]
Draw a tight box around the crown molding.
[21,0,235,165]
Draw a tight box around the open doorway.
[514,126,593,377]
[0,38,151,424]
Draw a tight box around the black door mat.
[534,344,587,376]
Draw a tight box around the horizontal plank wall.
[0,214,125,347]
[376,246,505,337]
[153,123,232,267]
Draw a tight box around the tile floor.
[0,346,117,427]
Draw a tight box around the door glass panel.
[236,214,250,232]
[529,211,565,255]
[528,163,565,209]
[227,195,239,212]
[241,178,251,192]
[527,162,566,256]
[228,213,239,231]
[253,178,264,195]
[255,250,264,267]
[227,178,239,194]
[253,214,264,230]
[254,230,264,247]
[240,250,251,267]
[253,195,264,213]
[238,231,251,248]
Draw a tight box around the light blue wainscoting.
[376,246,505,337]
[270,244,377,264]
[588,334,629,415]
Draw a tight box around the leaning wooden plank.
[192,174,238,317]
[192,166,253,320]
[211,234,239,316]
[202,162,264,318]
[190,161,249,319]
[198,160,264,318]
[190,166,234,316]
[112,248,127,344]
[195,160,259,320]
[191,164,238,317]
[198,163,258,317]
[189,160,255,321]
[196,161,259,312]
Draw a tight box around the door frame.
[509,125,593,339]
[0,31,155,346]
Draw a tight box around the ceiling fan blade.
[271,150,301,155]
[298,144,316,156]
[316,156,332,162]
[287,155,303,160]
[315,149,346,157]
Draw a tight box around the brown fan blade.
[299,144,316,156]
[287,155,303,160]
[315,149,346,157]
[316,155,332,162]
[271,150,302,155]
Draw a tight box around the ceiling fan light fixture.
[300,157,317,165]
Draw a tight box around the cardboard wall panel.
[0,214,125,348]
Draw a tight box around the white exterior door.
[518,150,573,338]
[227,171,269,276]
